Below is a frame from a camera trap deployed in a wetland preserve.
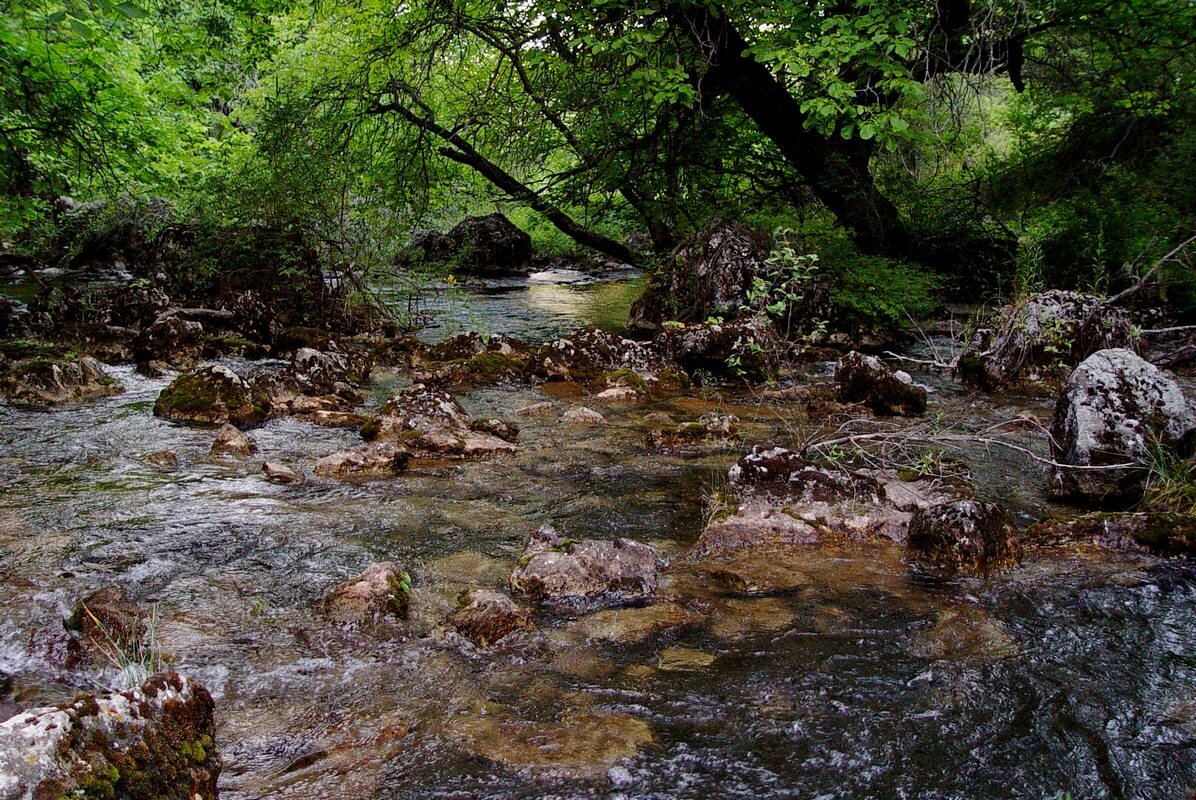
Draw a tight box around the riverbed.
[1,272,1194,798]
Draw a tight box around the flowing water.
[2,273,1195,799]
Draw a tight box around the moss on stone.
[466,351,525,381]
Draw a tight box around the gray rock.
[960,290,1137,391]
[292,346,371,396]
[1049,348,1196,502]
[510,526,659,604]
[313,442,409,478]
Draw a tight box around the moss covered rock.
[0,354,122,409]
[153,364,270,426]
[323,562,410,623]
[959,290,1137,392]
[0,672,219,800]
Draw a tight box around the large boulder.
[416,214,534,276]
[153,364,271,426]
[528,328,670,385]
[652,317,779,381]
[509,525,659,605]
[410,333,532,387]
[835,351,927,416]
[364,384,519,459]
[0,355,122,408]
[134,312,204,367]
[959,290,1137,391]
[629,219,768,328]
[0,672,219,800]
[905,500,1022,578]
[1049,348,1196,503]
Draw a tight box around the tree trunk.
[671,3,913,257]
[375,95,637,265]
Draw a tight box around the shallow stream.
[2,272,1194,798]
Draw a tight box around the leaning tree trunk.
[672,3,913,258]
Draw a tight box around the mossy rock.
[464,351,527,382]
[153,365,270,426]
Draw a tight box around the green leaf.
[115,3,150,19]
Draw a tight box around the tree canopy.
[2,0,1194,299]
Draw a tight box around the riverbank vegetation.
[2,0,1194,323]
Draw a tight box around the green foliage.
[1142,438,1196,516]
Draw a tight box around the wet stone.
[566,602,701,644]
[510,525,659,606]
[323,562,410,624]
[562,406,606,426]
[657,647,716,672]
[905,500,1022,579]
[209,422,256,458]
[446,588,534,647]
[313,442,409,478]
[262,461,305,485]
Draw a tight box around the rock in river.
[364,384,518,458]
[510,525,659,605]
[0,672,219,800]
[1049,348,1196,503]
[446,589,534,647]
[0,355,122,409]
[905,500,1022,578]
[835,350,926,416]
[323,562,411,623]
[209,422,256,457]
[153,364,271,426]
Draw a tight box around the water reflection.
[376,269,645,343]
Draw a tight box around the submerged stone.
[567,602,701,644]
[656,647,715,671]
[449,707,653,775]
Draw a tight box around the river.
[1,270,1194,798]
